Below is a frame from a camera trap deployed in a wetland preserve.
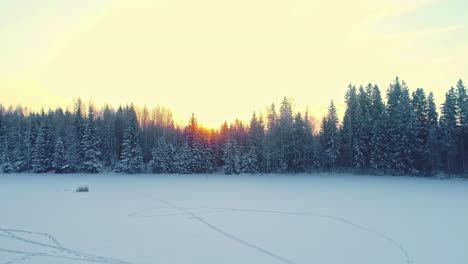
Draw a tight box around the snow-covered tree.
[264,103,280,172]
[456,79,467,173]
[411,88,430,174]
[368,85,387,172]
[291,113,306,172]
[52,137,70,173]
[191,137,215,173]
[116,106,144,174]
[386,77,414,173]
[82,107,101,173]
[247,112,264,172]
[149,141,176,173]
[320,101,340,169]
[31,112,53,173]
[241,146,259,174]
[440,87,458,173]
[222,138,241,174]
[426,92,439,174]
[174,142,192,174]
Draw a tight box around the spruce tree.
[117,106,144,174]
[31,112,53,173]
[456,79,467,173]
[247,112,265,172]
[278,97,294,171]
[241,146,259,174]
[320,101,340,169]
[291,113,306,172]
[222,138,241,174]
[386,78,414,173]
[412,88,430,174]
[427,92,439,174]
[71,99,85,171]
[82,107,101,173]
[149,141,176,173]
[369,85,387,172]
[52,137,70,173]
[440,87,458,173]
[174,142,193,174]
[340,85,358,168]
[265,104,279,172]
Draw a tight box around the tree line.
[0,77,466,176]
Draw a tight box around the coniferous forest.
[0,77,467,176]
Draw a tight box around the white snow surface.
[0,173,467,264]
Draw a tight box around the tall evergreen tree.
[386,78,414,173]
[117,106,144,174]
[278,97,294,171]
[247,112,265,172]
[149,141,176,173]
[241,146,259,174]
[265,104,279,172]
[340,85,358,168]
[427,92,439,174]
[440,87,458,173]
[320,101,340,169]
[411,88,430,174]
[31,112,53,173]
[291,113,307,172]
[52,137,70,173]
[369,85,387,172]
[456,79,467,173]
[82,107,101,173]
[174,142,193,174]
[222,138,241,174]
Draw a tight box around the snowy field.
[0,173,467,264]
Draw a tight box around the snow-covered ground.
[0,173,467,264]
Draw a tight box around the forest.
[0,77,466,176]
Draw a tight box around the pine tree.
[52,137,70,173]
[222,138,241,174]
[117,106,144,174]
[82,107,101,173]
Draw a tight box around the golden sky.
[1,0,467,128]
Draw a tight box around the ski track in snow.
[0,228,130,264]
[130,194,413,264]
[132,192,297,264]
[207,207,414,264]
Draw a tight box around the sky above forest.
[1,0,467,128]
